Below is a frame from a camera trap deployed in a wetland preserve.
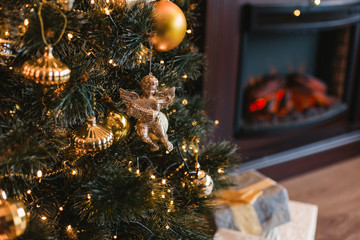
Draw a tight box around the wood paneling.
[280,155,360,240]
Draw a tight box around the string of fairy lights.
[0,0,227,239]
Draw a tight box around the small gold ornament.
[194,170,214,197]
[136,44,150,64]
[150,0,187,52]
[106,111,130,142]
[0,190,29,239]
[22,45,71,85]
[73,116,113,152]
[58,0,75,10]
[119,74,175,151]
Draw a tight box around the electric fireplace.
[204,0,360,179]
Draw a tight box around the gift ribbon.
[217,178,277,235]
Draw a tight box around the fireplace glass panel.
[236,23,354,134]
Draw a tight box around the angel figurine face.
[141,74,158,98]
[119,74,175,152]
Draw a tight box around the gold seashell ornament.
[73,117,113,153]
[0,190,29,239]
[22,45,71,85]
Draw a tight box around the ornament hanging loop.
[149,40,153,75]
[38,2,68,47]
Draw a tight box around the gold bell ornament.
[73,116,114,152]
[0,190,29,239]
[194,170,214,197]
[105,111,130,142]
[150,0,187,52]
[21,2,70,86]
[22,45,71,85]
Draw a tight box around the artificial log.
[244,73,337,121]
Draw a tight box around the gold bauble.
[150,0,187,52]
[106,112,130,142]
[149,111,168,140]
[73,117,113,152]
[22,45,71,86]
[194,170,214,197]
[0,191,29,239]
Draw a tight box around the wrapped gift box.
[214,170,291,235]
[215,201,318,240]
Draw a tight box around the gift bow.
[218,177,277,204]
[216,177,277,235]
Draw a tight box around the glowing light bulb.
[214,120,219,125]
[186,29,192,34]
[87,194,91,199]
[293,9,301,17]
[67,33,73,40]
[37,170,43,178]
[24,19,29,26]
[165,225,170,230]
[104,7,111,15]
[160,60,165,64]
[26,189,31,194]
[182,74,188,79]
[162,179,166,185]
[72,170,77,175]
[59,207,64,211]
[41,216,47,221]
[67,225,72,231]
[314,0,321,5]
[150,175,156,180]
[182,99,188,105]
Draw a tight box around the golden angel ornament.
[119,74,175,152]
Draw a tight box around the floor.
[280,155,360,240]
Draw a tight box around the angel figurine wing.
[119,88,140,107]
[155,87,175,109]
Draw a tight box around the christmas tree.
[0,0,239,239]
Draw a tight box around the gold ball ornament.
[22,45,71,86]
[73,117,113,152]
[106,112,130,142]
[194,170,214,197]
[150,0,187,52]
[0,191,29,239]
